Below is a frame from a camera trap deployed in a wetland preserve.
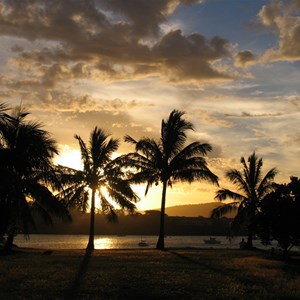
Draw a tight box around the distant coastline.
[30,205,240,236]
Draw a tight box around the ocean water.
[13,234,274,250]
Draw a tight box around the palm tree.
[56,127,139,251]
[0,105,70,253]
[211,152,277,248]
[0,103,13,239]
[119,109,219,249]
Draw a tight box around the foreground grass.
[0,248,300,299]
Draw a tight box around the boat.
[138,237,149,247]
[203,237,221,245]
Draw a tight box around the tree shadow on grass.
[167,250,223,272]
[64,249,93,300]
[167,250,257,284]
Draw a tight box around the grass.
[1,248,300,299]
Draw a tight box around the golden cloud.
[0,0,235,89]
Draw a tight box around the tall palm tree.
[211,152,277,248]
[56,127,139,251]
[0,105,70,252]
[119,110,219,249]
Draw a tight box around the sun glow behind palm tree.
[56,127,140,251]
[55,149,153,211]
[55,146,218,212]
[55,148,83,171]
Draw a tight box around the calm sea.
[14,234,273,250]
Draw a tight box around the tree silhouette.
[119,110,218,249]
[257,177,300,257]
[56,127,139,251]
[212,152,277,249]
[0,104,70,253]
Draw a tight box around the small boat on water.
[138,237,149,247]
[203,237,221,245]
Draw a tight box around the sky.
[1,0,300,211]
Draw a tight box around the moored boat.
[203,237,221,245]
[138,237,149,247]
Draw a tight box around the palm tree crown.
[212,152,277,248]
[120,109,219,249]
[0,104,70,252]
[57,127,139,251]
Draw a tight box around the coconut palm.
[56,127,139,251]
[119,109,219,249]
[211,152,277,248]
[0,105,70,253]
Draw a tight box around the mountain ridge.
[151,202,235,218]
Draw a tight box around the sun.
[54,147,163,211]
[55,146,82,170]
[132,184,163,212]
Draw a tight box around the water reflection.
[14,234,277,250]
[94,237,115,249]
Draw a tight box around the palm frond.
[90,127,119,167]
[177,142,212,159]
[120,152,157,171]
[75,134,91,172]
[161,109,193,159]
[57,184,88,211]
[173,167,219,186]
[105,172,140,204]
[99,195,118,222]
[135,138,162,161]
[254,156,263,187]
[124,134,138,145]
[257,167,278,198]
[26,180,71,223]
[226,169,250,196]
[215,188,245,202]
[105,186,137,213]
[211,202,239,218]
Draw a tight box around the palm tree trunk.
[246,230,253,249]
[86,189,96,251]
[156,181,167,250]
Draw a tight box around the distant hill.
[161,202,236,218]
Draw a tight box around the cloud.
[289,96,300,110]
[152,30,233,82]
[26,91,141,114]
[192,109,233,128]
[257,0,300,62]
[225,111,283,118]
[0,0,235,89]
[234,50,258,67]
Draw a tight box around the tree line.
[0,103,299,256]
[32,210,234,236]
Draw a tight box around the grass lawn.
[0,248,300,299]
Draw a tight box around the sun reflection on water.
[94,237,116,249]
